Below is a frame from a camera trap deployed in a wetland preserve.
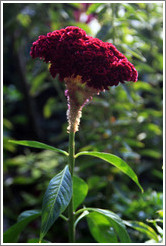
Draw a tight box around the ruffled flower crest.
[30,26,138,132]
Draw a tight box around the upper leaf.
[40,165,72,241]
[73,176,88,211]
[75,151,143,192]
[3,210,41,243]
[9,140,68,156]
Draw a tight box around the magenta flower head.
[30,26,138,132]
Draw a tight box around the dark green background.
[3,2,163,243]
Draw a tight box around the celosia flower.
[30,26,138,132]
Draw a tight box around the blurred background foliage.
[3,2,163,243]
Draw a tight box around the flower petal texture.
[30,26,138,91]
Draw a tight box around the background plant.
[3,2,163,243]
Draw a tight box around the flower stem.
[68,131,75,243]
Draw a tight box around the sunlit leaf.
[73,176,88,211]
[124,220,159,242]
[9,140,68,156]
[75,151,143,192]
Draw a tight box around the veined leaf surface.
[40,165,72,241]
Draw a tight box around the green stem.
[60,214,68,221]
[75,207,95,216]
[68,131,75,243]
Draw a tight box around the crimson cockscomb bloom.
[30,26,138,132]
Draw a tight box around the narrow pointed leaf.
[3,210,41,243]
[76,151,143,192]
[124,220,159,242]
[40,165,72,241]
[73,176,88,211]
[9,140,68,156]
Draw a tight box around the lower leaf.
[40,165,72,241]
[3,210,41,243]
[124,220,159,242]
[75,207,130,243]
[87,212,118,243]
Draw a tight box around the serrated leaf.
[9,140,68,156]
[86,208,130,243]
[124,220,159,242]
[73,176,88,211]
[40,165,72,241]
[3,210,41,243]
[75,151,143,192]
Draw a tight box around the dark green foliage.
[3,2,163,243]
[73,176,88,211]
[4,210,41,243]
[40,166,72,241]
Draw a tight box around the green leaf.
[87,212,118,243]
[4,210,41,243]
[40,165,72,241]
[8,140,68,156]
[75,151,143,192]
[124,221,159,242]
[17,209,41,222]
[73,176,88,211]
[86,208,131,243]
